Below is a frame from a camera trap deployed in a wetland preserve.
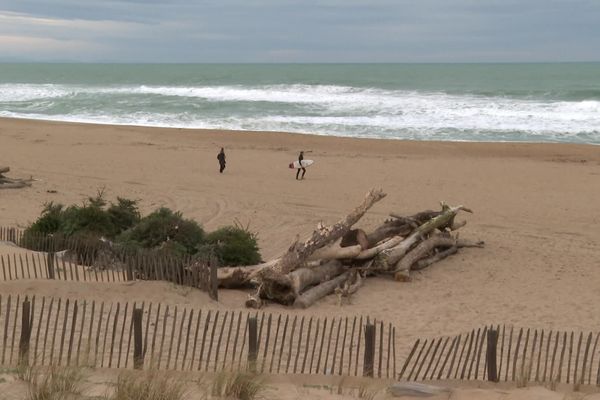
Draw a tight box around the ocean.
[0,63,599,144]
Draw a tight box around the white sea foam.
[0,83,599,143]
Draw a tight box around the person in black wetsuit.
[296,151,306,180]
[217,148,226,173]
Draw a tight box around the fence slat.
[314,317,326,375]
[293,316,305,374]
[321,317,333,375]
[407,339,427,381]
[100,303,114,368]
[173,308,186,370]
[309,318,320,374]
[415,337,435,381]
[166,307,179,370]
[437,336,456,380]
[32,296,46,366]
[286,316,298,374]
[459,330,474,379]
[399,339,420,380]
[48,297,61,365]
[133,308,143,369]
[574,332,583,385]
[423,337,442,380]
[363,323,375,377]
[269,315,282,374]
[182,309,194,371]
[87,300,97,367]
[75,300,87,366]
[355,317,363,377]
[1,295,11,364]
[248,316,258,372]
[329,318,340,375]
[157,305,170,370]
[582,332,592,385]
[588,333,599,385]
[117,302,128,368]
[108,302,120,368]
[446,335,461,379]
[301,317,313,374]
[557,332,567,382]
[229,311,241,371]
[214,311,228,372]
[205,310,220,371]
[66,300,78,366]
[260,313,272,373]
[197,309,211,371]
[338,318,348,376]
[567,331,574,384]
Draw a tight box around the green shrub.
[108,197,141,235]
[26,202,64,235]
[205,226,261,266]
[117,208,204,255]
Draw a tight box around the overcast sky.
[0,0,599,63]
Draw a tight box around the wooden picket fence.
[0,294,396,378]
[400,325,600,386]
[0,227,218,301]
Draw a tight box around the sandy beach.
[2,117,600,398]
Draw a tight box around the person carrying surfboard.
[296,151,306,180]
[217,148,226,173]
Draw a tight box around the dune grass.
[109,371,186,400]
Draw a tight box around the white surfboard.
[289,159,314,169]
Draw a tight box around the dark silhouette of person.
[217,148,226,173]
[296,151,306,180]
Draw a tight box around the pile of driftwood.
[217,188,483,309]
[0,166,32,189]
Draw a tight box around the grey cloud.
[0,0,598,62]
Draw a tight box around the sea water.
[0,63,599,144]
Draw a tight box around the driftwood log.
[212,188,483,309]
[0,166,33,189]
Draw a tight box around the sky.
[0,0,599,63]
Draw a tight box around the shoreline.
[1,116,599,161]
[3,115,600,148]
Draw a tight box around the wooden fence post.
[248,317,258,372]
[47,252,56,279]
[133,308,144,369]
[209,259,218,301]
[126,256,134,281]
[19,297,32,366]
[8,228,16,244]
[363,323,375,377]
[487,328,499,382]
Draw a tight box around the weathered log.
[395,237,484,280]
[389,210,442,225]
[0,181,31,189]
[250,188,386,307]
[261,188,386,277]
[356,236,404,260]
[289,260,345,295]
[412,246,458,271]
[294,272,351,309]
[394,235,457,276]
[307,239,362,261]
[375,204,472,272]
[340,229,369,250]
[366,221,412,247]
